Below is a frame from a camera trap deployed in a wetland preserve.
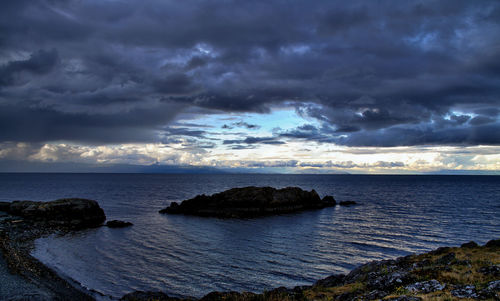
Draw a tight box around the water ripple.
[0,174,496,299]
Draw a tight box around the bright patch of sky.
[176,105,320,140]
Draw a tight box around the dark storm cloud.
[229,145,256,150]
[469,116,496,126]
[234,121,260,129]
[161,127,207,138]
[279,124,329,141]
[449,114,471,125]
[153,73,198,95]
[0,49,59,86]
[0,102,183,144]
[336,123,500,147]
[474,108,499,117]
[223,136,284,145]
[222,121,260,130]
[275,121,500,147]
[0,0,499,146]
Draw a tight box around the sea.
[0,173,498,299]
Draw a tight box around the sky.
[0,0,499,174]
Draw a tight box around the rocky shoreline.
[0,197,498,300]
[0,198,105,300]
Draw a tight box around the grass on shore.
[300,242,500,301]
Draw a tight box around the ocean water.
[0,174,499,299]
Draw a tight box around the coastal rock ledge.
[0,198,106,228]
[159,186,336,218]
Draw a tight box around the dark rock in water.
[485,239,500,248]
[106,220,133,228]
[339,201,357,206]
[159,186,336,218]
[321,195,336,205]
[121,291,180,301]
[461,241,478,248]
[4,198,105,228]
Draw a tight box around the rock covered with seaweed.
[159,186,336,218]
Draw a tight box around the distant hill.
[0,160,226,174]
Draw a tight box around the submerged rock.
[106,220,133,228]
[339,201,357,206]
[159,186,336,218]
[3,198,106,228]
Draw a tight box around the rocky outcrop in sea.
[106,220,133,228]
[159,186,337,218]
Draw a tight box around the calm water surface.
[0,174,498,299]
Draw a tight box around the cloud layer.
[1,0,499,171]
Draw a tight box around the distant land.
[0,160,224,174]
[0,160,499,175]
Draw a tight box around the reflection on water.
[0,174,498,298]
